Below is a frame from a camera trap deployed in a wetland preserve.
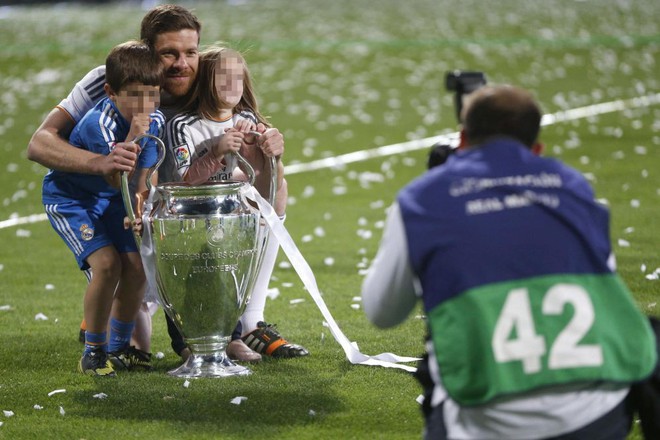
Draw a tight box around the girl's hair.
[105,40,163,92]
[184,46,269,126]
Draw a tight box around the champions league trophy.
[121,134,275,378]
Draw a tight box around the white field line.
[2,92,659,230]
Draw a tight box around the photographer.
[362,85,657,439]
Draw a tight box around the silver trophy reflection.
[121,134,275,378]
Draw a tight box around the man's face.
[113,83,160,121]
[215,55,244,108]
[154,29,199,99]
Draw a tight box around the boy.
[42,41,164,376]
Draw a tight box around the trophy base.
[167,350,252,378]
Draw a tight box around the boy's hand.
[123,216,144,236]
[127,113,152,142]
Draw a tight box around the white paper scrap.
[48,389,66,397]
[0,305,11,311]
[416,394,425,405]
[35,313,49,321]
[351,304,360,310]
[308,409,316,416]
[3,410,14,417]
[93,393,108,400]
[155,352,165,360]
[290,298,305,305]
[59,406,65,416]
[230,396,248,405]
[183,380,190,388]
[33,405,43,410]
[266,288,280,300]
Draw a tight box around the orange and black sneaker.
[242,322,310,358]
[78,348,116,377]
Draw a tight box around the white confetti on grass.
[48,389,66,397]
[35,313,48,321]
[183,380,191,388]
[59,406,65,416]
[33,405,42,410]
[266,288,280,300]
[230,396,248,405]
[93,393,108,399]
[45,284,55,290]
[3,410,14,417]
[618,239,630,247]
[0,305,12,311]
[323,257,335,266]
[290,298,305,305]
[16,229,31,237]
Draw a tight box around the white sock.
[239,229,280,336]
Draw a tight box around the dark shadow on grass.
[69,361,344,436]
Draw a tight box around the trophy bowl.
[151,181,268,378]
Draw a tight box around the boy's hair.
[187,46,269,126]
[140,4,201,49]
[105,41,163,92]
[462,85,542,148]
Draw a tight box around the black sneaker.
[242,322,310,358]
[108,346,153,371]
[78,348,116,377]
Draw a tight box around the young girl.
[164,46,308,361]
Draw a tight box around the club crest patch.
[80,224,94,241]
[175,145,191,169]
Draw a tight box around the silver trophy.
[121,134,275,378]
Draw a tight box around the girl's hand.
[234,118,256,133]
[212,128,244,157]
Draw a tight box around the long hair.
[184,46,269,126]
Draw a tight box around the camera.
[427,70,487,169]
[445,70,487,123]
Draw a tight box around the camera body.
[445,70,487,123]
[427,70,487,169]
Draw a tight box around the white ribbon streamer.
[241,185,419,372]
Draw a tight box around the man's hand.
[255,124,284,158]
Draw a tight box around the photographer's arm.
[27,108,139,175]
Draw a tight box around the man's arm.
[27,107,139,175]
[361,202,419,328]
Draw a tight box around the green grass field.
[0,0,658,438]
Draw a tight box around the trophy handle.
[120,133,167,246]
